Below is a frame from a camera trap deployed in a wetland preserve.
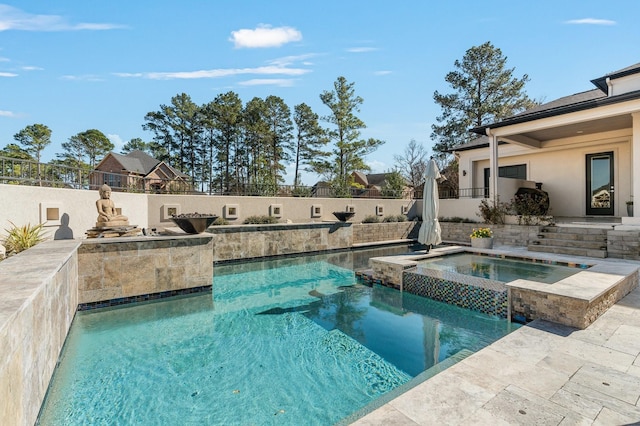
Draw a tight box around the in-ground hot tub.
[366,246,638,328]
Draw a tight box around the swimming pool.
[38,249,519,425]
[416,253,587,284]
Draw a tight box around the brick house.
[91,150,191,193]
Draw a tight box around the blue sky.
[1,1,639,184]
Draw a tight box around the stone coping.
[0,239,81,329]
[80,233,213,245]
[206,221,352,233]
[352,238,414,248]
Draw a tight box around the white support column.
[486,129,498,204]
[631,113,640,220]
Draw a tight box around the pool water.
[38,250,519,425]
[416,253,586,284]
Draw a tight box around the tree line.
[2,76,389,196]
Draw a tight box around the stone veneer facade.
[210,222,353,262]
[440,222,539,247]
[77,235,213,304]
[352,222,420,244]
[509,269,639,329]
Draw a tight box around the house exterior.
[90,150,191,193]
[352,171,417,199]
[450,62,640,224]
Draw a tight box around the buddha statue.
[95,184,129,227]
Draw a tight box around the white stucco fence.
[0,184,422,240]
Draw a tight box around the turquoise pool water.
[417,253,586,284]
[38,249,519,425]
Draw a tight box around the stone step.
[540,226,610,235]
[527,244,608,258]
[531,237,607,250]
[535,232,607,242]
[529,225,610,258]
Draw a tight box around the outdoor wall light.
[463,170,467,176]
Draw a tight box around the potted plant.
[627,200,634,217]
[470,227,493,249]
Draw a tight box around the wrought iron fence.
[438,187,486,199]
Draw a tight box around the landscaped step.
[527,244,607,258]
[527,225,610,258]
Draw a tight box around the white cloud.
[268,53,318,67]
[0,71,17,77]
[0,56,9,62]
[238,78,296,87]
[366,160,388,173]
[0,4,125,32]
[0,110,16,117]
[229,25,302,48]
[107,134,124,151]
[60,74,104,81]
[564,18,616,25]
[115,65,310,80]
[374,70,392,76]
[22,65,43,71]
[346,47,378,53]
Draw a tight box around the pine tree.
[431,41,537,160]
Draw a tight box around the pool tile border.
[77,285,212,311]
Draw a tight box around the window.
[499,164,527,179]
[484,164,527,197]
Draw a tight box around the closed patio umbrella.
[418,158,442,248]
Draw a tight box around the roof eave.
[471,90,640,135]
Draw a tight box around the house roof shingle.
[103,150,188,178]
[110,150,160,175]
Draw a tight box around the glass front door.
[586,152,614,216]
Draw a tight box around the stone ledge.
[0,239,81,426]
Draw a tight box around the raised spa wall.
[0,221,417,426]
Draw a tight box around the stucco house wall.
[457,129,632,218]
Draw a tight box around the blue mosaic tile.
[403,271,508,318]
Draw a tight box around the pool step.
[527,225,610,258]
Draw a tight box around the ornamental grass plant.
[3,221,46,256]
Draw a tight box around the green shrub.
[477,199,510,224]
[362,215,380,224]
[243,215,279,224]
[439,216,476,223]
[3,221,46,255]
[211,217,229,226]
[291,186,312,197]
[382,214,408,223]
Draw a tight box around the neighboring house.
[91,150,191,193]
[351,171,387,197]
[451,62,640,222]
[351,171,414,198]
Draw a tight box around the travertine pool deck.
[353,247,640,425]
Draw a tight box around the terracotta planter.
[471,237,493,249]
